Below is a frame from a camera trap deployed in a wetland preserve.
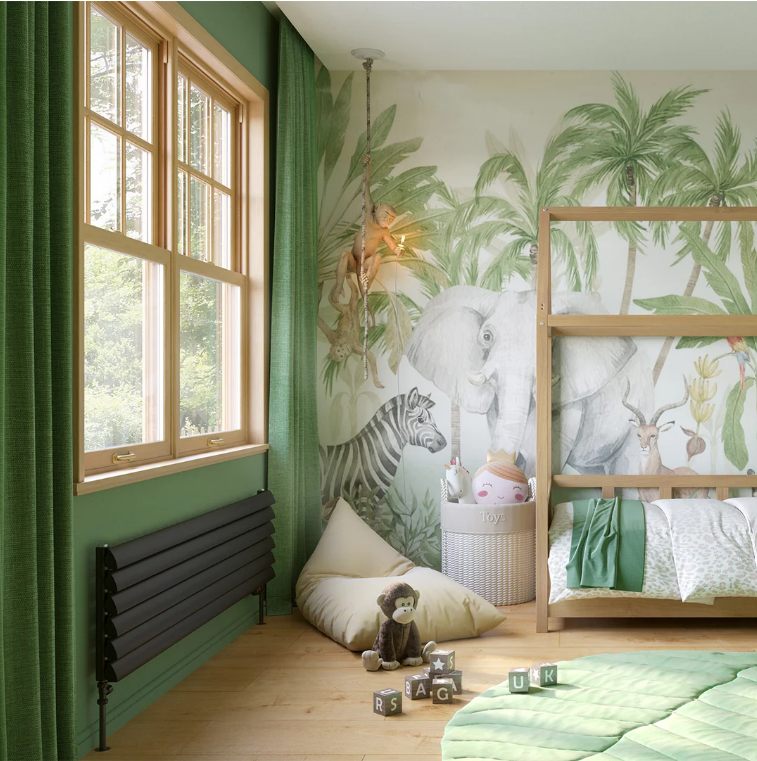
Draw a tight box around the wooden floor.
[85,602,757,760]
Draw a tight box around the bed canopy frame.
[536,206,757,633]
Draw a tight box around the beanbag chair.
[296,498,506,651]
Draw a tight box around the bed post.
[535,208,552,633]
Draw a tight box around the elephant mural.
[405,286,653,477]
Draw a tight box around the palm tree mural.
[458,127,599,292]
[564,73,705,314]
[649,110,757,383]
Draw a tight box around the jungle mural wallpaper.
[316,69,757,568]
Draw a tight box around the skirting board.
[549,597,757,619]
[77,603,258,758]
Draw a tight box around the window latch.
[207,438,224,447]
[112,452,136,464]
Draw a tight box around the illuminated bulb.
[397,235,405,255]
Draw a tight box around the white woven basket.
[440,480,536,606]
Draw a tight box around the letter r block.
[374,688,402,716]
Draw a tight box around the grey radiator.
[94,490,275,752]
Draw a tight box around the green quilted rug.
[442,651,757,760]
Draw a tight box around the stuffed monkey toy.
[362,581,437,671]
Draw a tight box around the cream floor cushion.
[296,498,506,651]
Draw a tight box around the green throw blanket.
[442,651,757,760]
[566,498,645,592]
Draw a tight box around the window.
[76,2,269,489]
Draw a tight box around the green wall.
[74,3,278,757]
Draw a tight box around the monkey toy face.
[377,581,420,626]
[374,203,396,229]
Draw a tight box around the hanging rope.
[360,58,372,380]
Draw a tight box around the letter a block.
[432,677,454,704]
[448,669,463,695]
[429,649,456,675]
[531,662,558,687]
[373,688,402,716]
[405,673,431,700]
[508,667,530,693]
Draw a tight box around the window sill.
[74,443,269,496]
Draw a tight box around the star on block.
[428,649,455,675]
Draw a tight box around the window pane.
[89,6,120,124]
[125,142,151,243]
[189,83,210,174]
[90,122,121,232]
[177,170,187,256]
[213,102,231,186]
[189,176,210,261]
[125,33,151,141]
[180,272,241,437]
[84,244,164,451]
[213,189,231,268]
[177,75,187,164]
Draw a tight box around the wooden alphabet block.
[405,673,431,700]
[429,649,456,675]
[421,666,430,677]
[508,667,530,693]
[373,688,402,716]
[447,669,463,695]
[530,662,558,686]
[431,677,454,704]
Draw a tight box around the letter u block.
[373,688,402,716]
[508,668,530,693]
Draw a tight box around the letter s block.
[432,677,454,704]
[374,687,402,716]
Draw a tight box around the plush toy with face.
[362,581,437,671]
[472,450,529,505]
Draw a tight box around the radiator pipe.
[257,583,266,625]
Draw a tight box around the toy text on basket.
[443,457,474,503]
[472,449,528,506]
[362,581,437,671]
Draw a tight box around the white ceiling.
[276,1,757,71]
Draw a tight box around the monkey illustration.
[362,581,436,671]
[330,155,402,307]
[318,278,384,389]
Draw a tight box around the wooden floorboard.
[83,602,757,760]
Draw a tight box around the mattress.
[549,498,757,604]
[442,651,757,760]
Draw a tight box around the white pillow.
[296,499,506,651]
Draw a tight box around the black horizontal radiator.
[94,490,275,753]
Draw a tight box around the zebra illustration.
[320,387,447,506]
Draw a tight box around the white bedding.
[548,498,757,604]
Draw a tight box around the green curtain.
[0,3,76,759]
[267,17,321,615]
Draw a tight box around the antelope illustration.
[622,376,708,502]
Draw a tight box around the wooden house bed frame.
[535,206,757,633]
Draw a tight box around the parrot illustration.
[727,336,751,389]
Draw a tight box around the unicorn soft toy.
[444,457,475,504]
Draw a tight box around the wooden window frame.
[74,1,270,495]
